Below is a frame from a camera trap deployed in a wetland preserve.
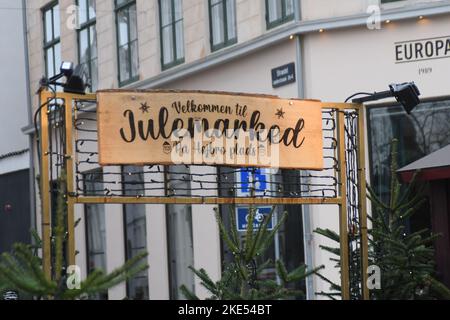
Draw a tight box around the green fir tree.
[180,206,324,300]
[0,170,148,300]
[315,139,450,300]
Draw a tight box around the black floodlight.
[389,82,421,114]
[40,61,88,94]
[60,61,74,77]
[349,82,421,114]
[64,64,88,94]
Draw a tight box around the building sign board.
[235,168,272,197]
[97,90,324,169]
[271,62,296,88]
[236,206,273,232]
[395,35,450,64]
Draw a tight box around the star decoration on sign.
[140,101,150,113]
[275,108,285,119]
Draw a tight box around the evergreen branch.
[180,284,200,300]
[214,209,239,255]
[314,228,340,243]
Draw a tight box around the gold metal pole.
[357,104,370,300]
[337,110,350,300]
[64,94,76,267]
[73,196,343,205]
[40,90,52,280]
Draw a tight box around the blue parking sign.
[236,207,273,232]
[236,168,268,197]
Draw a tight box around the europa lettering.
[395,36,450,63]
[119,107,306,148]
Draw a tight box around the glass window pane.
[45,9,53,43]
[369,102,450,198]
[167,165,194,299]
[46,47,54,78]
[160,0,172,26]
[211,1,224,46]
[79,0,87,25]
[174,0,183,20]
[84,170,107,275]
[79,28,89,63]
[54,43,61,76]
[90,58,98,91]
[53,5,60,39]
[162,25,174,65]
[175,20,184,60]
[86,204,106,272]
[117,9,129,46]
[285,0,294,16]
[90,25,97,59]
[123,166,149,300]
[116,0,127,6]
[268,0,282,23]
[226,0,237,40]
[130,40,139,78]
[119,44,130,82]
[88,0,96,20]
[129,4,138,41]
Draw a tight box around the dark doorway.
[0,169,31,253]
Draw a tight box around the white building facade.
[0,0,33,254]
[24,0,450,299]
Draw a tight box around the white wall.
[0,0,29,157]
[303,15,450,101]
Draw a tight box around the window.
[209,0,237,51]
[115,0,139,86]
[368,99,450,233]
[166,166,194,299]
[159,0,184,69]
[43,2,61,79]
[218,168,306,297]
[84,169,108,300]
[122,166,149,300]
[77,0,98,91]
[265,0,294,29]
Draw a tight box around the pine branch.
[180,284,200,300]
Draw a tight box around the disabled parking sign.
[236,206,273,232]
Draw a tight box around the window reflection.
[368,100,450,232]
[122,166,149,300]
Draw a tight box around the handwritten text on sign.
[97,91,324,169]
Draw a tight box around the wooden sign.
[97,90,324,170]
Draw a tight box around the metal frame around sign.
[38,89,369,300]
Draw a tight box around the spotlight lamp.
[60,61,74,77]
[64,64,88,94]
[40,61,88,94]
[349,82,421,114]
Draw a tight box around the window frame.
[158,0,185,70]
[208,0,237,52]
[265,0,295,30]
[42,1,60,79]
[115,0,139,87]
[76,0,98,92]
[83,168,108,300]
[121,165,149,300]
